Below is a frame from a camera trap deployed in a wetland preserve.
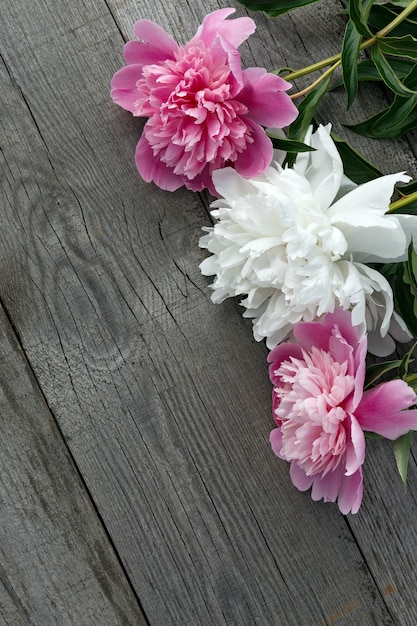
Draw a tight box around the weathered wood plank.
[1,0,416,623]
[0,303,146,625]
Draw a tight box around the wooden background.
[1,0,417,624]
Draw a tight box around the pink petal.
[209,35,243,96]
[135,133,183,191]
[234,120,273,177]
[191,8,255,49]
[328,332,354,370]
[132,20,178,58]
[289,461,314,491]
[351,337,367,411]
[239,68,298,127]
[337,469,363,514]
[310,466,343,503]
[268,342,302,385]
[269,428,283,457]
[355,379,417,439]
[123,40,176,67]
[183,168,216,195]
[294,309,357,353]
[111,65,144,113]
[344,414,365,476]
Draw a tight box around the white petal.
[327,172,411,221]
[358,264,394,337]
[295,124,344,211]
[292,125,314,177]
[336,217,407,261]
[366,331,396,357]
[395,214,417,255]
[212,167,257,200]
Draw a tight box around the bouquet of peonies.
[111,3,417,513]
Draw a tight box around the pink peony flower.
[268,309,417,514]
[110,8,298,194]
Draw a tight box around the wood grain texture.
[0,303,146,625]
[1,0,417,623]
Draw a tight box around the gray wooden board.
[0,302,146,625]
[1,0,417,623]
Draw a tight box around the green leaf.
[377,262,398,277]
[349,0,374,37]
[398,179,417,195]
[288,74,331,142]
[364,359,403,388]
[369,5,417,38]
[378,35,417,60]
[390,201,417,215]
[331,57,415,88]
[388,0,414,7]
[331,133,382,183]
[409,243,417,290]
[235,0,320,16]
[392,179,417,214]
[401,62,417,90]
[399,339,417,379]
[371,45,417,96]
[394,261,417,337]
[345,58,417,138]
[341,20,362,108]
[266,133,316,153]
[346,92,417,138]
[389,0,416,7]
[393,431,413,488]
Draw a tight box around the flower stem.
[388,191,417,213]
[281,0,417,83]
[290,61,341,100]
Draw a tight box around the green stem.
[388,190,417,212]
[290,60,341,100]
[281,0,417,82]
[272,54,340,80]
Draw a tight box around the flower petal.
[234,120,273,177]
[268,342,303,384]
[396,214,417,253]
[123,40,176,67]
[344,415,365,476]
[328,173,412,261]
[294,123,344,212]
[289,461,314,491]
[191,8,255,49]
[356,379,417,439]
[351,337,367,410]
[239,68,298,127]
[135,133,183,191]
[310,466,343,503]
[110,65,144,113]
[337,469,363,514]
[331,213,409,263]
[212,166,260,202]
[270,428,284,457]
[293,309,357,354]
[131,19,178,59]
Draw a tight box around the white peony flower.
[199,124,417,354]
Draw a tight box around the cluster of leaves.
[238,0,417,139]
[341,0,417,138]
